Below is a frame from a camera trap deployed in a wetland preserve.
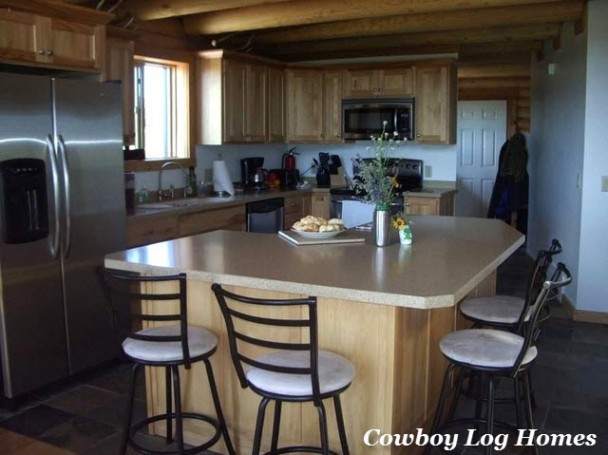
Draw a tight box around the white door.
[456,100,507,217]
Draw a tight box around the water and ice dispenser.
[0,158,49,244]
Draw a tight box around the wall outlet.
[602,175,608,192]
[424,165,432,178]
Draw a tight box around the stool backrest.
[99,268,192,367]
[211,284,321,399]
[517,239,562,330]
[511,262,572,376]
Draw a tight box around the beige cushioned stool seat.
[460,295,530,325]
[123,325,218,363]
[440,329,537,369]
[246,350,355,397]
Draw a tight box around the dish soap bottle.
[186,166,198,197]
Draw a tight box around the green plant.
[353,121,403,210]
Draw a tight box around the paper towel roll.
[212,160,235,195]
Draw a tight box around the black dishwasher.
[246,198,284,233]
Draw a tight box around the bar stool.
[100,269,235,455]
[426,262,572,455]
[459,239,562,331]
[212,284,354,455]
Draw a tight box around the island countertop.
[105,216,524,310]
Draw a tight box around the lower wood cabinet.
[310,192,330,220]
[178,206,245,237]
[284,193,311,229]
[404,192,455,216]
[126,215,178,248]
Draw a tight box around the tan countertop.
[106,216,523,310]
[130,187,315,219]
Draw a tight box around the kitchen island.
[105,216,524,455]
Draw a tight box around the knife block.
[330,168,346,187]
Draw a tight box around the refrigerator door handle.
[47,134,61,258]
[57,135,72,258]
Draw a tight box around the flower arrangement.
[353,121,403,211]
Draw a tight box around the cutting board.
[278,230,367,246]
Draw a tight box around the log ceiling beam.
[258,24,560,59]
[254,1,584,44]
[182,0,566,35]
[127,0,293,21]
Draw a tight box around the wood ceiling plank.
[1,0,112,24]
[127,0,293,21]
[254,1,584,44]
[182,0,567,35]
[458,63,530,79]
[259,24,561,57]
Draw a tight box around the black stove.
[330,158,423,197]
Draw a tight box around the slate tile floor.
[0,247,607,454]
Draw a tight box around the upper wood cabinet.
[103,35,135,145]
[343,67,414,98]
[267,66,285,143]
[285,69,343,143]
[323,71,343,143]
[415,61,457,144]
[198,51,283,145]
[0,8,105,72]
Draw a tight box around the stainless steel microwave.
[342,98,414,140]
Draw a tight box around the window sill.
[124,158,196,172]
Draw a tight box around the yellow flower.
[392,216,406,230]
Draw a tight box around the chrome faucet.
[158,161,187,201]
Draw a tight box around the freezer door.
[0,73,69,398]
[53,78,127,374]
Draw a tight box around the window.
[134,56,189,160]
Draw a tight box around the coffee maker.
[241,157,267,191]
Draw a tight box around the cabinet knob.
[336,133,341,138]
[38,49,46,55]
[416,133,421,138]
[46,50,54,57]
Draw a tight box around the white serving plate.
[290,228,345,239]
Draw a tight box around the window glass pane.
[143,63,171,159]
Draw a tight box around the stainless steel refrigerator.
[0,72,127,399]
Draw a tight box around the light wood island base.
[142,275,495,455]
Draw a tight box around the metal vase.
[374,209,391,247]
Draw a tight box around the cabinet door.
[415,64,457,144]
[310,193,330,220]
[323,71,343,143]
[49,19,104,70]
[179,206,246,236]
[0,9,50,64]
[104,37,135,145]
[223,59,247,142]
[342,69,378,98]
[126,216,178,248]
[379,68,414,97]
[267,67,285,143]
[286,70,324,142]
[404,196,439,216]
[245,63,268,142]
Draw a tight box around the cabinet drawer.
[179,206,245,237]
[127,216,178,247]
[284,195,305,215]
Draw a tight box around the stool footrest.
[128,412,221,455]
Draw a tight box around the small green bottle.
[187,166,198,197]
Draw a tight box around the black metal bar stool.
[101,269,235,455]
[425,262,572,455]
[460,239,562,331]
[212,284,354,455]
